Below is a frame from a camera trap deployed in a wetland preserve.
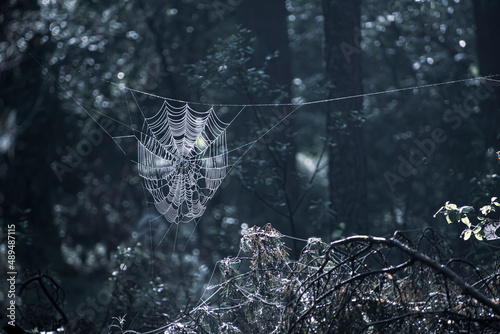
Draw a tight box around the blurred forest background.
[1,0,500,332]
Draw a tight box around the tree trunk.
[239,0,299,244]
[474,0,500,152]
[239,0,293,99]
[322,0,366,237]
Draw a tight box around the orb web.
[138,100,228,224]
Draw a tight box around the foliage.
[103,240,213,333]
[185,28,280,102]
[108,315,136,334]
[158,225,500,334]
[435,197,500,241]
[2,0,500,332]
[185,28,323,250]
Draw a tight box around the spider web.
[48,69,500,232]
[31,56,500,331]
[137,100,228,224]
[34,52,500,243]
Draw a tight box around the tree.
[322,0,367,237]
[474,0,500,175]
[0,0,69,273]
[5,0,500,331]
[239,0,293,100]
[238,0,303,248]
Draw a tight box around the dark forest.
[2,0,500,333]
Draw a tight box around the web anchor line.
[29,54,500,224]
[109,73,500,107]
[27,54,500,334]
[131,73,500,224]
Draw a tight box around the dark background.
[1,0,500,332]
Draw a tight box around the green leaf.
[474,233,484,241]
[446,215,453,224]
[445,202,457,210]
[458,206,474,214]
[447,210,460,223]
[461,216,471,227]
[473,226,482,234]
[480,205,491,215]
[463,229,472,241]
[492,197,498,203]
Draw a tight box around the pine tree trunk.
[322,0,367,237]
[474,0,500,151]
[239,0,299,242]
